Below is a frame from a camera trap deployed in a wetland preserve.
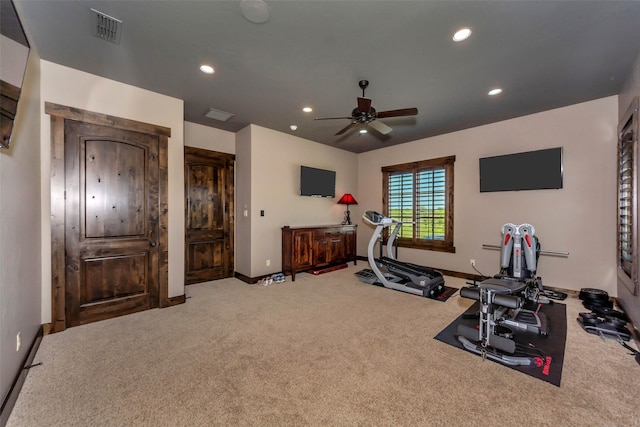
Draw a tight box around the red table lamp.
[337,193,358,225]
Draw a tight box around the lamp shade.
[337,193,358,205]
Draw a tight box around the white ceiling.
[13,0,640,153]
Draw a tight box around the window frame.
[382,155,455,253]
[617,96,639,296]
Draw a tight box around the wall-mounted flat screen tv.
[300,165,336,198]
[479,147,563,192]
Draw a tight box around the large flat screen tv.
[479,147,563,192]
[300,165,336,198]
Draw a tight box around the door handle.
[150,241,157,247]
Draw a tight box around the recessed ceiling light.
[488,88,503,96]
[452,27,472,42]
[290,125,298,131]
[359,129,368,134]
[302,107,313,113]
[200,65,214,74]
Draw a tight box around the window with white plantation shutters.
[388,172,414,239]
[619,124,635,280]
[382,156,455,253]
[417,168,446,241]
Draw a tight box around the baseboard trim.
[42,323,53,336]
[238,261,578,299]
[355,255,483,282]
[235,272,259,284]
[164,294,186,307]
[0,325,44,426]
[354,255,579,296]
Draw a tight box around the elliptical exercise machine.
[356,211,445,298]
[456,223,550,366]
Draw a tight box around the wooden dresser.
[282,224,357,281]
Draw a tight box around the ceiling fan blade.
[368,120,392,135]
[314,116,352,121]
[357,97,372,113]
[376,107,418,118]
[336,122,357,136]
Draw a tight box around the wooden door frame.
[46,102,176,333]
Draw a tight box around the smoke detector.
[90,8,122,44]
[240,0,270,24]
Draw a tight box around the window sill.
[397,242,456,253]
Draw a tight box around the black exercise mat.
[435,301,567,387]
[429,286,457,302]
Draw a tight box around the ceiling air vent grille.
[205,108,234,122]
[90,8,122,44]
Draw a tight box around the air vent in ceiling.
[90,8,122,44]
[205,108,234,122]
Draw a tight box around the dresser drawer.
[314,228,343,239]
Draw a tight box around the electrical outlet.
[16,332,21,352]
[470,259,475,267]
[266,259,271,267]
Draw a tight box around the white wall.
[236,124,358,278]
[358,96,618,295]
[0,48,41,407]
[39,61,185,323]
[235,126,252,276]
[184,121,235,154]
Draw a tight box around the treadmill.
[356,211,445,298]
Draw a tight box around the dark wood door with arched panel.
[65,120,160,326]
[47,102,174,333]
[184,147,235,284]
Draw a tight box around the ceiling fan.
[315,80,418,136]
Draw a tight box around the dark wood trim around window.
[382,155,455,253]
[617,96,639,296]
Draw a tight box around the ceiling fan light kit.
[315,80,418,137]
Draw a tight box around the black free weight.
[579,287,610,302]
[583,299,614,310]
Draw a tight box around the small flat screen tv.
[479,147,563,192]
[300,165,336,198]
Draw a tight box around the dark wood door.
[65,121,160,326]
[184,147,235,284]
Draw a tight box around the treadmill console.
[363,211,394,226]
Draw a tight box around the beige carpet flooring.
[8,264,640,426]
